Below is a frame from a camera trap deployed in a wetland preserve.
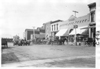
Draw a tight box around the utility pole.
[73,10,78,46]
[73,10,78,17]
[33,27,35,42]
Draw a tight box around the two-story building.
[56,14,90,36]
[50,20,63,38]
[88,2,96,41]
[56,13,91,45]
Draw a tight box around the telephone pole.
[33,27,35,42]
[73,10,78,17]
[73,10,78,45]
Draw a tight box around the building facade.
[88,2,96,40]
[56,13,91,45]
[60,14,90,30]
[43,22,51,40]
[25,28,45,41]
[25,29,33,40]
[51,20,63,37]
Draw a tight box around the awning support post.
[74,28,77,46]
[74,25,78,46]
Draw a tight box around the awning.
[56,29,68,36]
[69,26,88,35]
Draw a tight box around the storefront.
[56,14,91,45]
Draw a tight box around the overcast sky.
[0,0,96,38]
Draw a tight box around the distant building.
[2,38,13,47]
[43,22,51,39]
[25,29,33,40]
[25,28,45,40]
[36,27,45,39]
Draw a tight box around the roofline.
[25,29,33,31]
[88,2,96,8]
[50,20,63,24]
[75,13,90,19]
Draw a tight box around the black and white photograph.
[0,0,98,68]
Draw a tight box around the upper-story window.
[52,25,53,31]
[91,11,95,22]
[57,24,58,31]
[54,24,55,31]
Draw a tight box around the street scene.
[1,0,98,68]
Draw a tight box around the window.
[52,25,53,31]
[91,12,95,22]
[57,24,58,31]
[54,25,55,31]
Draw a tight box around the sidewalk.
[2,55,95,67]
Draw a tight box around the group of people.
[46,36,96,46]
[14,39,30,46]
[47,36,68,45]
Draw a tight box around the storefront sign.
[74,25,78,28]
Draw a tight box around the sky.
[0,0,96,38]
